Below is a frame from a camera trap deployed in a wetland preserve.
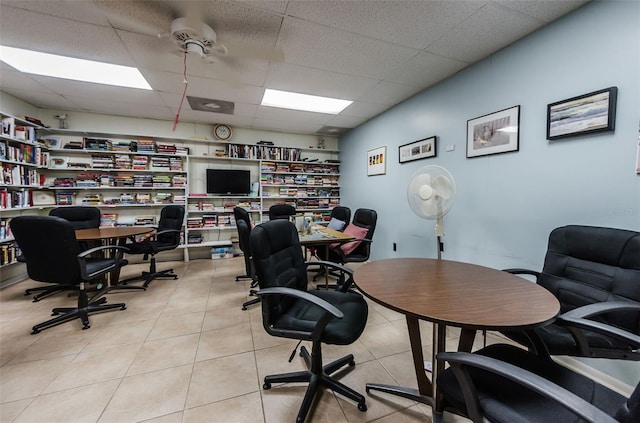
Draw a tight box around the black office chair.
[233,207,261,310]
[250,219,368,423]
[233,207,253,282]
[268,204,296,220]
[326,205,351,231]
[22,206,102,302]
[436,319,640,423]
[10,215,128,334]
[120,205,185,288]
[315,208,377,284]
[501,225,640,360]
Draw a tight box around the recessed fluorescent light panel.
[261,89,352,114]
[0,46,152,90]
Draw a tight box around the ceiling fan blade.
[217,40,285,62]
[80,0,169,37]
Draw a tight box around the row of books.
[1,117,37,142]
[228,144,302,161]
[2,163,44,186]
[0,243,20,266]
[186,215,233,228]
[260,174,339,186]
[0,142,48,166]
[260,162,339,174]
[51,174,186,188]
[0,189,33,209]
[277,187,340,198]
[0,218,12,240]
[60,138,190,155]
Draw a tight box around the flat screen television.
[206,169,251,195]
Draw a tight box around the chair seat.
[274,289,368,345]
[437,344,625,423]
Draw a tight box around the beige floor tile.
[359,321,411,359]
[183,391,264,423]
[108,301,166,324]
[43,343,141,393]
[185,351,259,408]
[254,342,308,383]
[371,404,432,422]
[195,322,253,362]
[14,379,119,423]
[0,355,74,403]
[126,333,199,376]
[0,398,33,422]
[87,318,155,348]
[205,290,248,311]
[99,365,192,423]
[139,411,183,423]
[201,305,250,332]
[160,297,208,317]
[146,311,204,341]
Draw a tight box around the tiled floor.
[0,257,497,423]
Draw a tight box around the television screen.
[206,169,251,195]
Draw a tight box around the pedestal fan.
[407,165,456,259]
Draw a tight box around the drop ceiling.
[0,0,588,136]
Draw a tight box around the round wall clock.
[214,124,232,141]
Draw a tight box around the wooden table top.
[75,226,154,240]
[298,226,354,246]
[354,258,559,331]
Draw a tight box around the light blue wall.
[341,0,640,270]
[339,0,640,387]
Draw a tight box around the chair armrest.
[153,228,181,238]
[304,260,356,291]
[558,302,640,349]
[77,245,130,280]
[437,351,618,423]
[502,268,541,279]
[256,286,343,341]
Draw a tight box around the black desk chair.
[314,208,377,284]
[22,206,102,302]
[233,207,260,310]
[436,316,640,423]
[501,225,640,360]
[11,215,128,334]
[250,219,368,423]
[120,205,185,288]
[268,204,295,220]
[327,205,351,231]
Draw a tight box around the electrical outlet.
[446,144,455,152]
[393,242,397,251]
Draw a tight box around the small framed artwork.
[467,105,520,158]
[547,87,617,140]
[367,146,386,176]
[399,136,437,163]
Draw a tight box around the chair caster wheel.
[32,297,40,303]
[31,329,40,335]
[121,305,126,310]
[263,382,271,390]
[358,403,367,412]
[349,360,355,366]
[82,325,90,330]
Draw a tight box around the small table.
[76,226,153,289]
[353,258,560,417]
[299,226,354,286]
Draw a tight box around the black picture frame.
[466,105,520,158]
[547,87,617,140]
[399,136,437,163]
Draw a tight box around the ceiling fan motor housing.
[171,17,217,55]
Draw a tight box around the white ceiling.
[0,0,588,136]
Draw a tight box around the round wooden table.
[353,258,560,415]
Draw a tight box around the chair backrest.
[236,218,253,276]
[249,220,308,319]
[157,205,185,246]
[347,208,377,259]
[268,204,296,221]
[10,215,82,285]
[540,225,640,333]
[329,206,351,230]
[49,206,101,229]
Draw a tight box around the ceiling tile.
[384,52,469,87]
[495,0,589,22]
[357,82,421,106]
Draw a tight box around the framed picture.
[547,87,617,140]
[367,146,386,176]
[399,136,437,163]
[467,105,520,158]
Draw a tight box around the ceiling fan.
[82,1,284,64]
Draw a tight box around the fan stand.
[435,200,445,260]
